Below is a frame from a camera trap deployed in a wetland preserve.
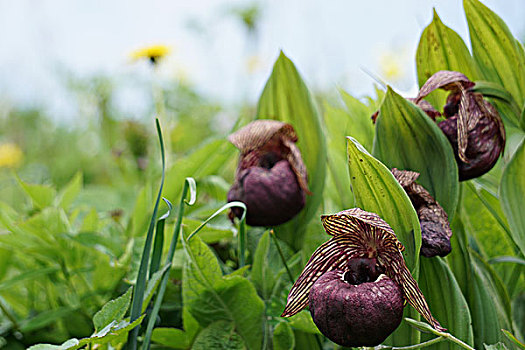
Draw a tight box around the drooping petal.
[281,235,362,317]
[415,70,474,103]
[228,120,297,153]
[383,250,445,331]
[283,138,311,194]
[392,169,452,258]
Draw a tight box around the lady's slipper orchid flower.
[227,120,310,227]
[282,208,443,347]
[415,70,505,181]
[392,168,452,257]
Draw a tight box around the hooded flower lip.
[227,120,310,227]
[281,208,443,336]
[392,168,452,258]
[415,70,506,181]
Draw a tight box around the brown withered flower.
[391,168,452,257]
[282,208,443,347]
[415,70,506,181]
[227,120,310,227]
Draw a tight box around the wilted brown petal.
[282,208,444,331]
[415,70,474,103]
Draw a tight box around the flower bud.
[227,120,309,227]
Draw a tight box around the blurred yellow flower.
[246,55,262,74]
[0,143,23,169]
[130,44,171,65]
[378,51,404,81]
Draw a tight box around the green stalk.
[270,229,294,284]
[238,218,246,268]
[142,178,196,350]
[127,119,166,350]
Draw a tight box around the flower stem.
[238,218,246,268]
[270,229,294,284]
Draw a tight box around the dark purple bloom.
[392,168,452,257]
[227,120,309,227]
[415,70,506,181]
[282,208,443,347]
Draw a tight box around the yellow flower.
[129,44,171,65]
[378,51,404,81]
[0,143,23,169]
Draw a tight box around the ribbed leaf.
[464,0,525,108]
[500,138,525,257]
[347,137,421,271]
[418,257,474,348]
[257,51,327,249]
[373,87,459,218]
[416,9,480,108]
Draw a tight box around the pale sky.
[0,0,523,122]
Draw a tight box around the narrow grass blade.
[150,198,172,276]
[142,177,196,350]
[127,118,167,350]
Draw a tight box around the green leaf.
[373,87,459,218]
[416,9,480,108]
[20,307,75,333]
[347,137,421,272]
[257,51,327,249]
[500,138,525,257]
[273,321,295,350]
[484,343,509,350]
[339,89,376,151]
[501,329,525,349]
[151,328,191,349]
[287,311,320,335]
[93,287,132,332]
[418,257,474,348]
[251,231,292,301]
[183,218,234,244]
[188,276,264,350]
[468,251,512,348]
[57,172,82,210]
[464,0,525,108]
[27,339,80,350]
[17,178,56,209]
[192,320,246,350]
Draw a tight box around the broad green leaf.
[163,139,236,205]
[183,218,234,244]
[500,138,525,257]
[192,320,246,350]
[93,287,132,332]
[502,329,525,350]
[57,172,82,210]
[418,257,474,348]
[323,102,355,209]
[339,89,375,151]
[373,87,459,218]
[257,51,327,249]
[287,311,320,335]
[17,178,56,209]
[151,328,191,349]
[251,231,292,301]
[347,137,421,271]
[464,0,525,108]
[273,321,295,350]
[416,9,480,107]
[182,229,222,341]
[188,276,264,350]
[142,264,170,313]
[469,252,512,348]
